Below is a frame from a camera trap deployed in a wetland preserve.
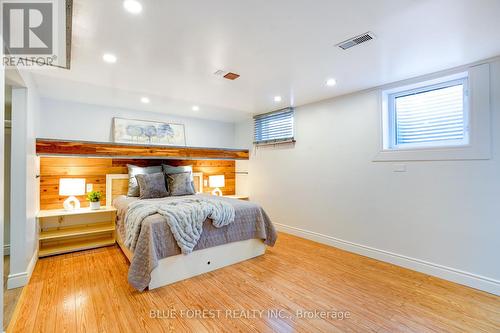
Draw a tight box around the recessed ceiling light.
[326,78,337,87]
[273,96,282,102]
[102,53,117,63]
[123,0,143,14]
[192,105,200,111]
[141,97,150,104]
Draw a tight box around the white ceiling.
[30,0,500,122]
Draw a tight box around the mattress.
[113,194,277,290]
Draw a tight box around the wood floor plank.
[32,254,61,333]
[73,252,99,333]
[171,278,255,333]
[239,259,384,332]
[55,256,77,333]
[7,281,43,333]
[7,232,500,333]
[220,263,349,332]
[104,249,162,333]
[199,274,279,333]
[204,271,296,333]
[3,256,24,331]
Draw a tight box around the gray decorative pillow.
[127,164,162,197]
[135,173,169,199]
[167,172,195,196]
[162,164,194,193]
[162,164,194,180]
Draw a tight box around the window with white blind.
[376,64,491,161]
[254,108,295,145]
[386,75,469,149]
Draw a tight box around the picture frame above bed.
[113,117,186,146]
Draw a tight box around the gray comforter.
[124,196,236,254]
[114,194,277,291]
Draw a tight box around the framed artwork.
[112,117,186,146]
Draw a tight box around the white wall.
[8,70,40,289]
[236,59,500,295]
[4,126,11,249]
[37,99,236,148]
[4,89,11,250]
[10,89,29,282]
[25,80,40,273]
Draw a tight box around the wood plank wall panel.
[40,157,236,210]
[36,139,249,160]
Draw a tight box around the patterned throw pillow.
[162,164,195,192]
[127,164,162,197]
[166,172,196,196]
[135,172,169,199]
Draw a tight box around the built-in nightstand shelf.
[37,207,116,218]
[39,223,115,241]
[38,237,117,257]
[37,207,117,257]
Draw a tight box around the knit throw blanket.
[124,196,235,254]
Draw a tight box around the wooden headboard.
[40,157,235,210]
[105,172,204,205]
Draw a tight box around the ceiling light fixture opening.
[326,78,337,87]
[192,105,200,111]
[141,97,150,104]
[123,0,143,14]
[102,53,117,63]
[273,96,282,102]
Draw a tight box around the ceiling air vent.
[223,72,240,80]
[214,69,240,80]
[336,32,375,50]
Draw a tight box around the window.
[386,74,469,150]
[375,64,491,161]
[254,108,294,145]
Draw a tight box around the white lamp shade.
[209,175,225,188]
[59,178,86,196]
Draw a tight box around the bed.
[106,173,277,291]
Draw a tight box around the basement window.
[375,64,491,161]
[254,108,295,145]
[386,74,469,149]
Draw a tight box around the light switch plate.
[86,183,93,192]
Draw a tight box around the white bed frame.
[106,173,267,290]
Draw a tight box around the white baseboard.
[4,244,10,256]
[275,223,500,296]
[7,249,38,289]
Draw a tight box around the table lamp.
[209,175,225,196]
[59,178,86,210]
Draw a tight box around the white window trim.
[374,63,491,161]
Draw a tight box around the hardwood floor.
[8,233,500,332]
[3,256,23,331]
